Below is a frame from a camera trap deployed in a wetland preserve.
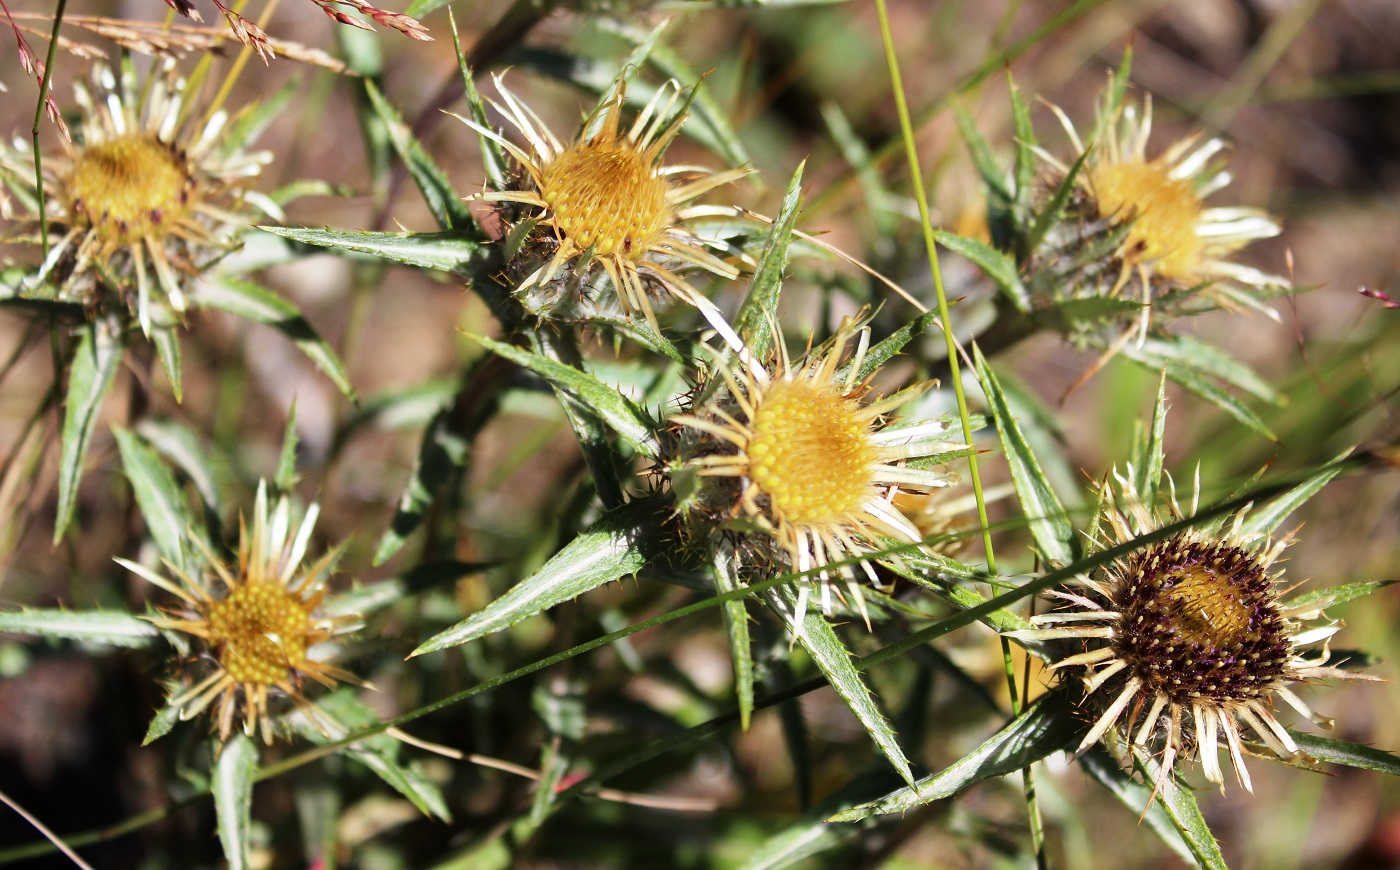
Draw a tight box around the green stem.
[32,0,68,257]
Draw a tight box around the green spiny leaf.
[411,496,670,655]
[55,315,125,543]
[0,608,160,649]
[734,163,805,359]
[213,733,258,870]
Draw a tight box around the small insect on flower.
[1035,76,1288,343]
[457,73,751,347]
[1009,469,1376,799]
[670,311,964,626]
[117,483,362,745]
[0,57,277,334]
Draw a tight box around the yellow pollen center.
[541,140,670,259]
[745,379,879,525]
[207,582,311,687]
[1089,160,1202,280]
[66,134,190,244]
[1160,565,1252,649]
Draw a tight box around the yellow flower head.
[118,483,360,745]
[1011,470,1372,798]
[1038,84,1287,339]
[0,58,276,333]
[459,73,750,344]
[671,312,963,621]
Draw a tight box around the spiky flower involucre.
[0,58,277,333]
[670,312,963,623]
[1013,470,1372,796]
[1036,81,1288,342]
[458,73,750,346]
[118,482,360,744]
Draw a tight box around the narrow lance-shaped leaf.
[1133,746,1228,870]
[275,402,300,493]
[1122,350,1276,442]
[712,554,755,731]
[451,12,506,191]
[0,609,160,649]
[213,733,258,870]
[765,583,914,789]
[1243,448,1353,538]
[295,690,452,820]
[55,315,125,543]
[365,79,474,231]
[838,310,939,384]
[933,229,1029,312]
[115,426,201,570]
[974,346,1076,566]
[467,333,659,459]
[1290,731,1400,776]
[828,691,1076,821]
[411,496,670,656]
[136,420,222,517]
[734,163,805,360]
[151,324,182,404]
[258,226,488,275]
[193,279,356,402]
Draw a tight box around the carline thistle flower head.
[1011,469,1374,797]
[458,73,750,348]
[117,483,361,745]
[0,57,276,334]
[669,312,964,624]
[1035,80,1288,342]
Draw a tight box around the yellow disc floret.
[1089,160,1203,281]
[1159,563,1253,648]
[65,134,191,245]
[207,581,312,687]
[541,140,670,261]
[746,379,880,525]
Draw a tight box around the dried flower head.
[0,58,276,333]
[1013,470,1372,797]
[1035,83,1287,341]
[670,312,963,622]
[118,483,361,744]
[460,73,750,345]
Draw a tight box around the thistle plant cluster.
[0,3,1396,869]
